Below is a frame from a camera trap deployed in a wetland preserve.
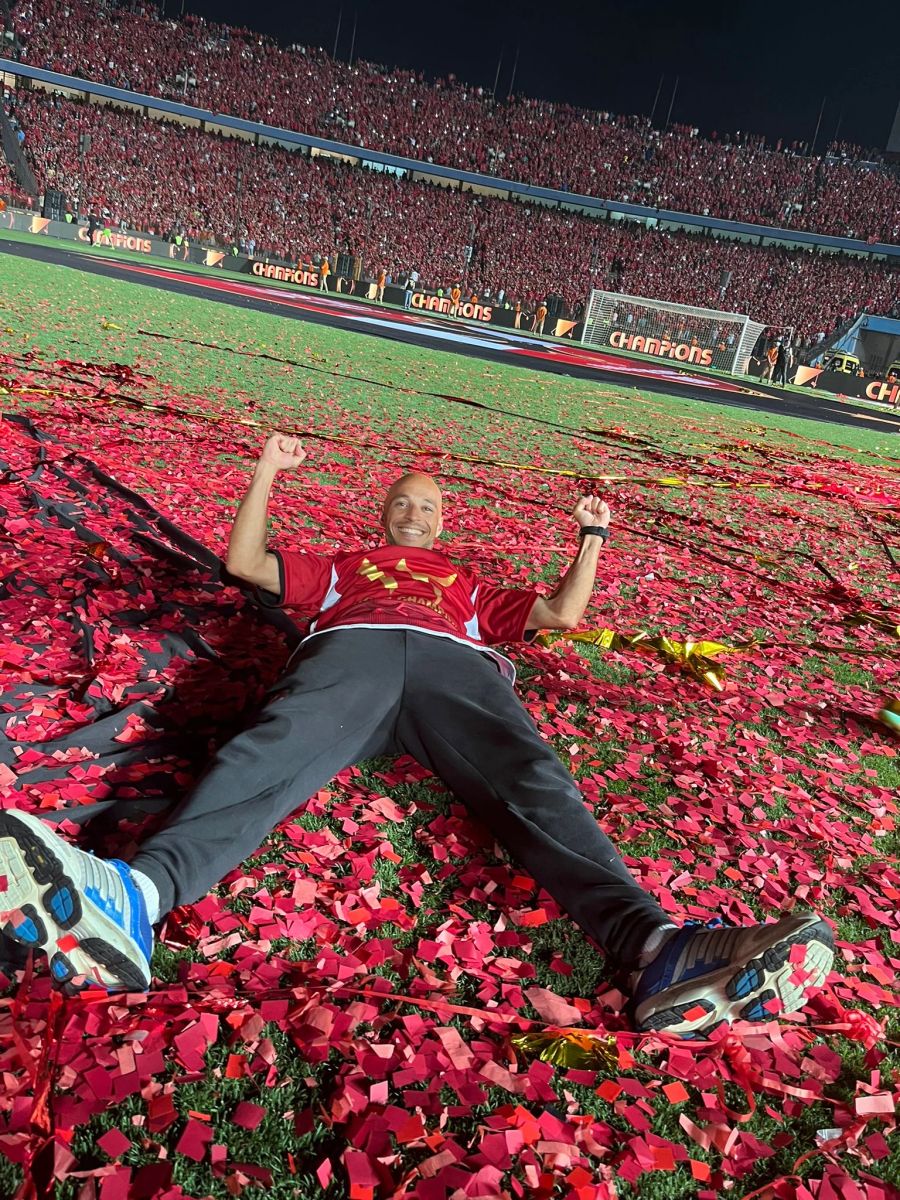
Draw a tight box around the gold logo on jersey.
[358,558,398,590]
[358,557,457,606]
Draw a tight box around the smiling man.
[384,471,443,543]
[0,434,834,1036]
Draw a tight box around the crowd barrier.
[246,260,583,332]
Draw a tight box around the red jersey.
[272,544,538,680]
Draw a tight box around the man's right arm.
[225,434,306,592]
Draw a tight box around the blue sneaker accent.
[52,958,70,979]
[14,915,40,943]
[50,888,75,923]
[636,927,729,995]
[84,859,153,960]
[740,999,771,1021]
[633,912,835,1037]
[730,965,761,998]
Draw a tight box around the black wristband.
[579,525,610,542]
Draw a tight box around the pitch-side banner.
[0,206,229,266]
[239,261,585,334]
[0,207,155,251]
[609,329,717,368]
[794,365,900,405]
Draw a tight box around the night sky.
[176,0,900,151]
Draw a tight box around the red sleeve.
[267,548,333,610]
[473,580,540,644]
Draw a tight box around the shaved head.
[382,472,443,549]
[384,472,442,509]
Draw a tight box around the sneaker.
[632,911,834,1037]
[0,810,152,994]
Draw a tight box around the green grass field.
[2,225,899,418]
[1,254,898,1200]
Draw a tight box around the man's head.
[382,472,443,549]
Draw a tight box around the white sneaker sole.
[634,913,834,1036]
[0,811,151,993]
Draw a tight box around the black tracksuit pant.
[131,629,669,967]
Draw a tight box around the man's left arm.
[524,496,610,631]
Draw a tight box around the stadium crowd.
[11,89,898,348]
[8,0,900,244]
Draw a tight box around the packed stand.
[13,90,897,349]
[13,90,471,277]
[9,0,900,244]
[0,111,21,200]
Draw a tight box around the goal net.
[582,290,767,376]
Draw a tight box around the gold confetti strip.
[511,1029,618,1070]
[537,627,751,691]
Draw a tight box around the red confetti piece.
[854,1093,896,1117]
[232,1102,266,1130]
[96,1129,132,1159]
[174,1117,214,1162]
[663,1082,690,1104]
[682,1004,712,1022]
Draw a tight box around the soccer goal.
[582,290,767,376]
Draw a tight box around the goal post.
[582,290,767,376]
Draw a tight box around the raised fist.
[573,494,610,529]
[259,433,307,472]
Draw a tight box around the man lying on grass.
[0,434,835,1037]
